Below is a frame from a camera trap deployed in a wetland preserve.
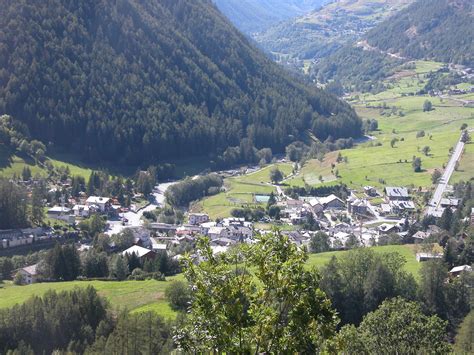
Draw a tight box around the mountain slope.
[256,0,415,61]
[0,0,361,165]
[314,0,473,88]
[213,0,326,34]
[365,0,473,66]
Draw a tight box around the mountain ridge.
[213,0,327,34]
[313,0,473,88]
[0,0,361,165]
[255,0,415,62]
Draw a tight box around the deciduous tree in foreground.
[334,297,450,354]
[174,232,337,353]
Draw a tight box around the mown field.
[195,163,293,219]
[0,146,93,179]
[0,244,426,316]
[288,60,474,190]
[193,60,473,218]
[452,141,474,183]
[0,276,183,319]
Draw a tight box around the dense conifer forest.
[0,0,361,165]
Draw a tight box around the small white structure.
[72,205,90,217]
[385,187,410,201]
[208,226,230,240]
[188,213,210,225]
[319,194,345,210]
[150,237,167,253]
[210,245,228,255]
[378,223,399,235]
[47,206,71,215]
[449,265,472,276]
[308,198,324,214]
[122,245,156,260]
[416,252,443,262]
[47,206,74,223]
[86,196,111,212]
[16,264,38,285]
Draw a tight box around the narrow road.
[425,133,465,216]
[105,181,176,235]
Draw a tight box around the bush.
[13,272,24,285]
[165,281,192,311]
[126,267,146,280]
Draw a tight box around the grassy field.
[452,141,474,183]
[0,244,427,316]
[307,244,437,280]
[0,277,183,319]
[287,61,474,190]
[195,163,293,219]
[0,146,93,179]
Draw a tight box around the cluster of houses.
[6,180,472,285]
[150,216,253,253]
[138,186,422,254]
[47,196,120,223]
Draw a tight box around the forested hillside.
[0,0,361,165]
[366,0,473,66]
[314,0,473,88]
[213,0,326,34]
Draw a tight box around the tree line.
[0,286,173,354]
[165,174,223,207]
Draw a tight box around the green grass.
[287,61,474,191]
[452,142,474,183]
[307,244,423,279]
[0,146,93,179]
[0,277,182,319]
[195,163,293,219]
[0,244,431,316]
[0,146,47,178]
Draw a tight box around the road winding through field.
[425,133,466,216]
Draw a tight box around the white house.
[416,252,443,262]
[150,237,168,253]
[385,187,410,201]
[122,245,156,261]
[16,264,39,285]
[72,205,90,217]
[86,196,111,212]
[208,226,230,240]
[308,198,324,214]
[47,206,71,216]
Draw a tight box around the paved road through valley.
[425,133,465,216]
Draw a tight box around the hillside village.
[0,0,473,353]
[2,156,472,286]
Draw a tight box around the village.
[2,160,473,286]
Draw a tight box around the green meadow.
[0,277,183,319]
[0,146,93,179]
[288,60,474,191]
[0,244,425,317]
[196,163,293,219]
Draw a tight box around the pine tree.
[114,256,128,281]
[31,185,45,225]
